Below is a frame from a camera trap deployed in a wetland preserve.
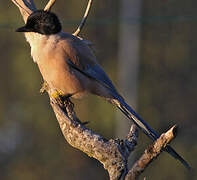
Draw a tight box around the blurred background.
[0,0,196,179]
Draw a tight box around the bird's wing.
[67,59,117,93]
[60,33,118,94]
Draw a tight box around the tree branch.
[125,126,178,180]
[44,0,56,11]
[11,0,35,22]
[73,0,93,36]
[48,91,138,180]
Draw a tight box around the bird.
[16,9,191,170]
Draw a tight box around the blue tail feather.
[113,95,191,170]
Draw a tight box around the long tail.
[111,96,191,170]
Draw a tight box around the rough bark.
[125,126,177,180]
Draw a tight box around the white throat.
[24,32,59,63]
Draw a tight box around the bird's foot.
[62,95,74,109]
[40,81,49,94]
[51,91,74,109]
[51,90,65,105]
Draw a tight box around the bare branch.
[115,125,138,179]
[125,125,177,180]
[12,0,30,14]
[11,0,36,22]
[73,0,93,36]
[39,82,135,180]
[125,125,138,157]
[44,0,56,11]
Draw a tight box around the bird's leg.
[61,94,74,109]
[51,92,89,125]
[50,90,74,109]
[50,90,65,104]
[40,81,71,107]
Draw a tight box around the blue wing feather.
[68,59,118,94]
[85,64,116,91]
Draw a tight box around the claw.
[51,90,74,109]
[40,81,49,94]
[51,90,65,104]
[63,98,74,109]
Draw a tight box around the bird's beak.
[16,26,31,32]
